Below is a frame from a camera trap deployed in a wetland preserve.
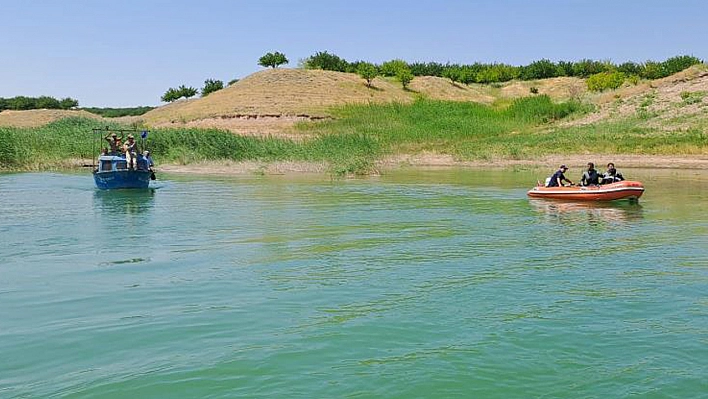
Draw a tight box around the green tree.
[661,55,702,76]
[640,61,663,79]
[397,67,414,90]
[304,51,349,72]
[357,62,378,87]
[617,61,641,76]
[442,67,464,85]
[161,87,180,102]
[59,97,79,109]
[258,51,289,68]
[36,96,61,109]
[521,59,558,80]
[8,96,35,110]
[178,85,198,99]
[380,59,409,77]
[228,78,240,86]
[201,79,224,97]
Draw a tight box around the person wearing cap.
[601,162,625,184]
[546,165,573,187]
[123,134,138,170]
[142,150,154,171]
[104,132,123,154]
[579,162,601,186]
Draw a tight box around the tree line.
[159,51,289,102]
[0,96,79,112]
[160,51,703,103]
[301,51,702,91]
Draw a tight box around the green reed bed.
[296,96,587,160]
[0,117,382,174]
[2,96,706,174]
[296,96,707,161]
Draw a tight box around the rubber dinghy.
[527,181,645,201]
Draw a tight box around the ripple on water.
[1,171,708,398]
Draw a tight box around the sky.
[1,0,706,107]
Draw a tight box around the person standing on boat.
[104,132,123,154]
[143,150,154,171]
[580,162,601,186]
[124,134,138,170]
[601,162,625,184]
[547,165,573,187]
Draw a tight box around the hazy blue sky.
[1,0,705,107]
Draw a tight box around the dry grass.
[4,65,707,138]
[500,77,587,100]
[566,64,708,128]
[409,76,496,103]
[0,109,102,127]
[141,69,413,125]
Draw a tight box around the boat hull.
[94,170,151,189]
[527,181,644,201]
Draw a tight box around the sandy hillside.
[566,64,708,129]
[0,109,102,128]
[3,65,707,136]
[141,69,413,127]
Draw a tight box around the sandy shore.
[152,154,708,175]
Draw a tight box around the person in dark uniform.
[601,162,625,184]
[547,165,573,187]
[580,162,601,186]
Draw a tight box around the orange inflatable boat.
[527,181,645,201]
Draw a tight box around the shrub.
[505,95,583,123]
[680,91,706,105]
[586,71,626,92]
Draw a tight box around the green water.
[1,169,707,398]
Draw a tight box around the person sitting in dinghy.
[601,162,625,184]
[547,165,574,187]
[580,162,601,186]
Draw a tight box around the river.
[1,168,707,398]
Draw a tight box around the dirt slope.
[567,64,708,129]
[0,109,102,128]
[3,65,706,136]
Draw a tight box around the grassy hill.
[2,65,706,135]
[2,65,707,174]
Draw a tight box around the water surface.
[1,168,707,398]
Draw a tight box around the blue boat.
[92,128,155,189]
[93,154,153,189]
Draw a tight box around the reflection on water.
[529,199,644,225]
[93,189,155,216]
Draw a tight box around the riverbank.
[152,154,708,176]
